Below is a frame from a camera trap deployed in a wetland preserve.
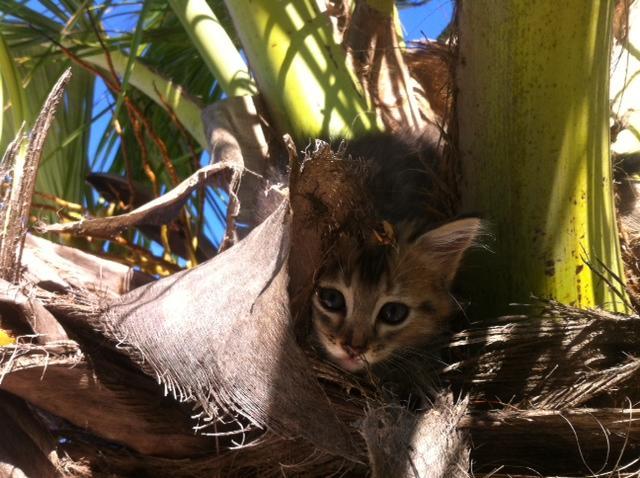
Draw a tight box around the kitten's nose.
[342,343,365,357]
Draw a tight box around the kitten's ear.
[413,218,484,285]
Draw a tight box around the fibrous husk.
[446,303,640,408]
[63,199,364,463]
[0,340,217,458]
[0,278,67,342]
[7,127,640,477]
[0,391,59,478]
[22,234,153,297]
[404,40,454,123]
[363,393,469,478]
[447,303,640,475]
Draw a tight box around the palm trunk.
[457,1,628,313]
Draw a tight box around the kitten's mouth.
[314,329,371,372]
[333,355,367,373]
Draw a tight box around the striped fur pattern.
[312,218,482,372]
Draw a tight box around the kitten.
[310,133,481,373]
[311,219,480,372]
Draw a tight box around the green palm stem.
[223,0,380,141]
[169,0,257,98]
[457,1,629,313]
[0,32,31,136]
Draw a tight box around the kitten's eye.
[378,302,409,325]
[317,288,346,312]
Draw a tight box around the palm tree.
[0,1,638,476]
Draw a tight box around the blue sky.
[399,1,453,40]
[86,0,453,253]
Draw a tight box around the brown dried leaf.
[0,341,216,457]
[22,234,153,296]
[42,162,240,238]
[0,69,72,284]
[0,278,67,342]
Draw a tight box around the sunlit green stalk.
[224,0,379,141]
[457,1,628,313]
[169,0,257,97]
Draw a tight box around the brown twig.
[153,83,203,262]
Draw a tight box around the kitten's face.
[311,218,481,373]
